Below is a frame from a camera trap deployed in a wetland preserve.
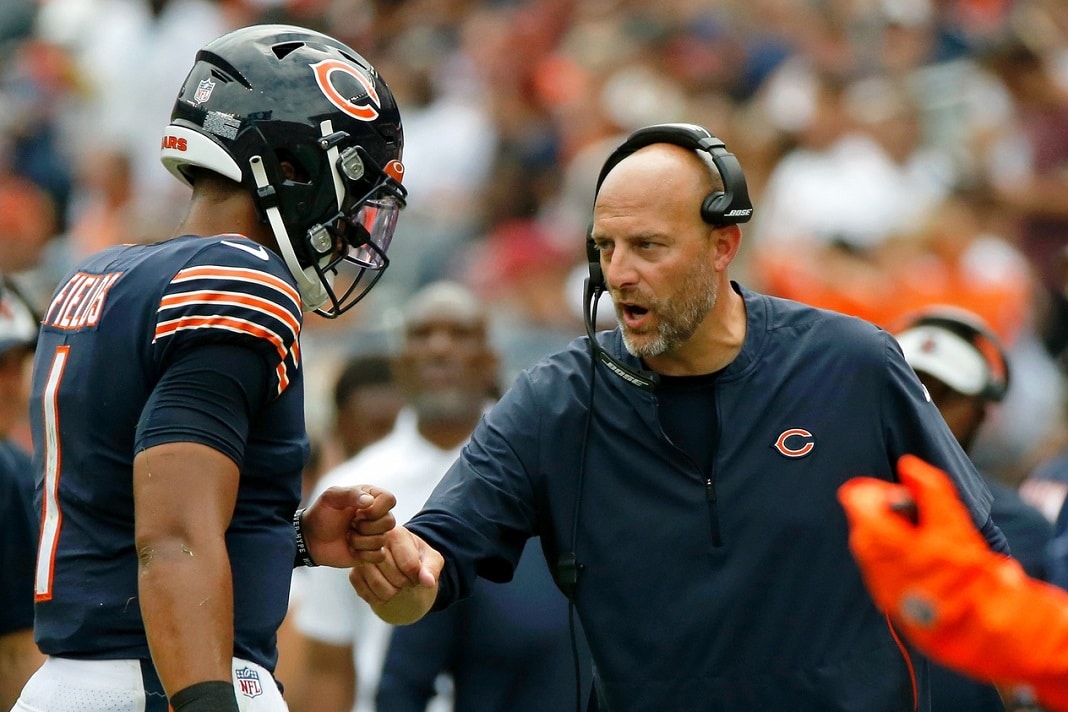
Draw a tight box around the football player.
[13,24,406,712]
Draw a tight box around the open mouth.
[619,302,651,329]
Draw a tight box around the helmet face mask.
[304,143,406,315]
[291,134,406,316]
[160,24,406,317]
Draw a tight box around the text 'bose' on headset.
[562,124,755,711]
[580,122,755,391]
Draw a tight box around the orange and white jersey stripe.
[153,239,303,395]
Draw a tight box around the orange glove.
[838,454,1068,712]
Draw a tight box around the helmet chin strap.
[322,120,346,209]
[248,154,330,312]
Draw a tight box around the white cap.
[896,325,989,397]
[0,287,38,355]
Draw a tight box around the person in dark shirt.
[349,123,1005,712]
[0,282,44,710]
[895,306,1054,712]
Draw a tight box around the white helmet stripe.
[160,124,243,186]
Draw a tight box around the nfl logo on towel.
[236,666,263,698]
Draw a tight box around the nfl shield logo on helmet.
[235,666,263,698]
[194,79,216,105]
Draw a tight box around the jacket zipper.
[705,387,723,548]
[705,476,723,547]
[656,384,723,548]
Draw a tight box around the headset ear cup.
[586,236,604,290]
[702,192,729,223]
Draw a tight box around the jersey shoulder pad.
[153,236,303,392]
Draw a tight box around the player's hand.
[840,458,1068,712]
[837,454,992,621]
[301,485,397,567]
[349,525,442,625]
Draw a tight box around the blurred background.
[3,0,1068,496]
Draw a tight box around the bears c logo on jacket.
[311,59,381,121]
[773,428,815,458]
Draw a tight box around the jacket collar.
[594,281,768,388]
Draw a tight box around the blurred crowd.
[3,0,1068,492]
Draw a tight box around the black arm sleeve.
[170,681,239,712]
[135,342,273,468]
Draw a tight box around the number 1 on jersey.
[35,345,69,601]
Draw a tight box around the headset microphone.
[582,274,660,391]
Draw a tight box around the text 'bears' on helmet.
[160,23,407,317]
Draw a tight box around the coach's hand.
[350,525,442,625]
[301,485,397,567]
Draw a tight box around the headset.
[585,122,753,292]
[902,307,1011,402]
[581,123,754,390]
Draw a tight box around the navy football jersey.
[30,235,308,671]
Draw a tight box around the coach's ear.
[711,224,742,272]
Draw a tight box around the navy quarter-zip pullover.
[406,282,1007,712]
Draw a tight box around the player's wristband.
[170,681,239,712]
[293,507,318,567]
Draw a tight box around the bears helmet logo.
[311,59,381,122]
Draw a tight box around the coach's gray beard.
[621,264,719,359]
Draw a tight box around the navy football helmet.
[161,24,406,317]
